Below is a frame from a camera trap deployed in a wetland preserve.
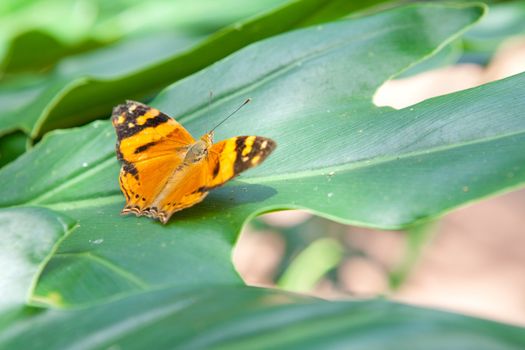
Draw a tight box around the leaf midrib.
[243,128,525,184]
[53,251,149,289]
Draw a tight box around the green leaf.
[0,0,387,143]
[0,33,199,138]
[278,238,344,292]
[388,222,436,290]
[0,3,499,308]
[0,30,104,75]
[0,131,27,167]
[0,207,74,309]
[462,0,525,63]
[1,286,524,349]
[0,121,243,307]
[0,0,289,74]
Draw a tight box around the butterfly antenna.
[210,98,251,132]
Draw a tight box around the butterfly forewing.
[112,101,194,216]
[206,136,276,190]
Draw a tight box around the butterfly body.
[112,100,275,224]
[184,134,213,164]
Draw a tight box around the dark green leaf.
[1,287,524,350]
[0,131,27,167]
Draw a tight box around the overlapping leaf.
[0,0,387,146]
[2,2,524,348]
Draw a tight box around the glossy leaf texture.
[0,0,387,144]
[1,287,524,350]
[0,3,499,307]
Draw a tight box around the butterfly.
[112,100,276,224]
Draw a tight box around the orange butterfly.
[112,100,276,224]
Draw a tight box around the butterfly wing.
[205,136,276,189]
[112,100,195,216]
[148,160,211,223]
[149,135,276,224]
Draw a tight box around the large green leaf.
[1,286,524,349]
[0,120,244,307]
[0,3,499,307]
[0,0,387,143]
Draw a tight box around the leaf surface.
[1,287,524,350]
[0,0,387,142]
[0,207,74,309]
[0,4,509,308]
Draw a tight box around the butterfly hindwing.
[148,136,276,223]
[206,136,276,189]
[148,161,210,223]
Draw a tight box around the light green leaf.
[389,222,436,290]
[278,238,344,292]
[0,0,289,74]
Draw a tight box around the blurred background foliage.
[0,0,290,75]
[0,0,288,166]
[231,0,525,325]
